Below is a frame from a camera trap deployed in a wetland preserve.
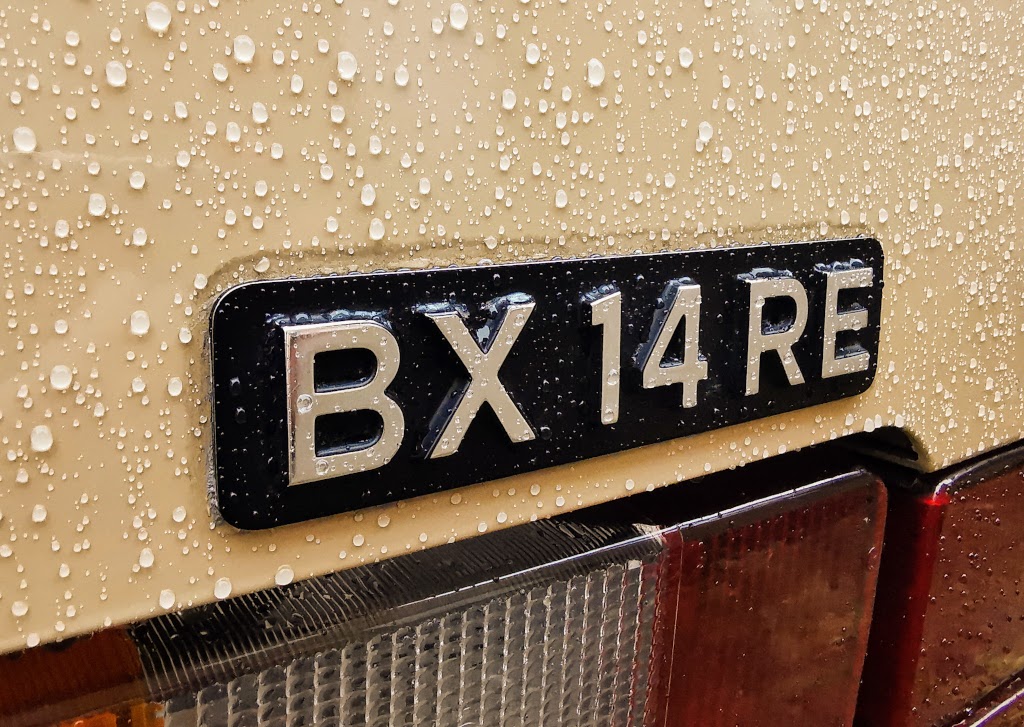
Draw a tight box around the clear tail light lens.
[0,454,885,727]
[857,444,1024,727]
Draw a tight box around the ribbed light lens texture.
[0,453,886,727]
[162,559,658,727]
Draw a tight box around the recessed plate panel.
[211,239,883,529]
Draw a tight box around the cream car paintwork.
[0,0,1021,654]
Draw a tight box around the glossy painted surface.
[0,0,1021,650]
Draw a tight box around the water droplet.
[30,425,53,453]
[233,35,256,64]
[88,193,107,217]
[586,58,606,88]
[698,121,714,143]
[105,61,127,88]
[526,44,541,65]
[13,127,37,153]
[139,547,155,568]
[394,65,410,87]
[50,365,72,391]
[679,47,694,68]
[449,3,468,30]
[31,504,47,523]
[501,89,517,110]
[129,171,146,190]
[214,577,232,599]
[555,189,568,208]
[252,102,268,124]
[11,601,28,618]
[275,565,294,586]
[337,51,358,81]
[172,506,187,523]
[130,310,151,336]
[167,377,183,397]
[145,2,172,33]
[158,589,175,610]
[369,218,385,240]
[361,184,376,206]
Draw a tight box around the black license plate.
[212,239,883,529]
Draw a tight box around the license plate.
[211,238,883,529]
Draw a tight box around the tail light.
[0,454,885,727]
[857,444,1024,726]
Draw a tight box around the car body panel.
[0,0,1021,652]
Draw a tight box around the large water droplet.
[586,58,606,88]
[145,2,172,33]
[337,51,358,81]
[105,61,127,88]
[13,127,37,153]
[449,2,469,30]
[30,425,53,453]
[233,35,256,64]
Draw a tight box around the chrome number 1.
[586,289,622,425]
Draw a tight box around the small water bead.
[275,565,294,586]
[526,44,541,65]
[50,365,72,391]
[146,2,172,33]
[30,425,53,453]
[139,548,155,568]
[130,310,151,336]
[337,51,358,81]
[88,193,107,217]
[679,47,694,68]
[360,184,376,206]
[159,589,175,610]
[586,58,605,88]
[106,61,127,87]
[369,218,385,240]
[13,127,37,153]
[214,578,232,600]
[233,35,256,64]
[130,171,146,190]
[449,2,468,30]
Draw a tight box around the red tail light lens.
[0,454,885,727]
[857,445,1024,726]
